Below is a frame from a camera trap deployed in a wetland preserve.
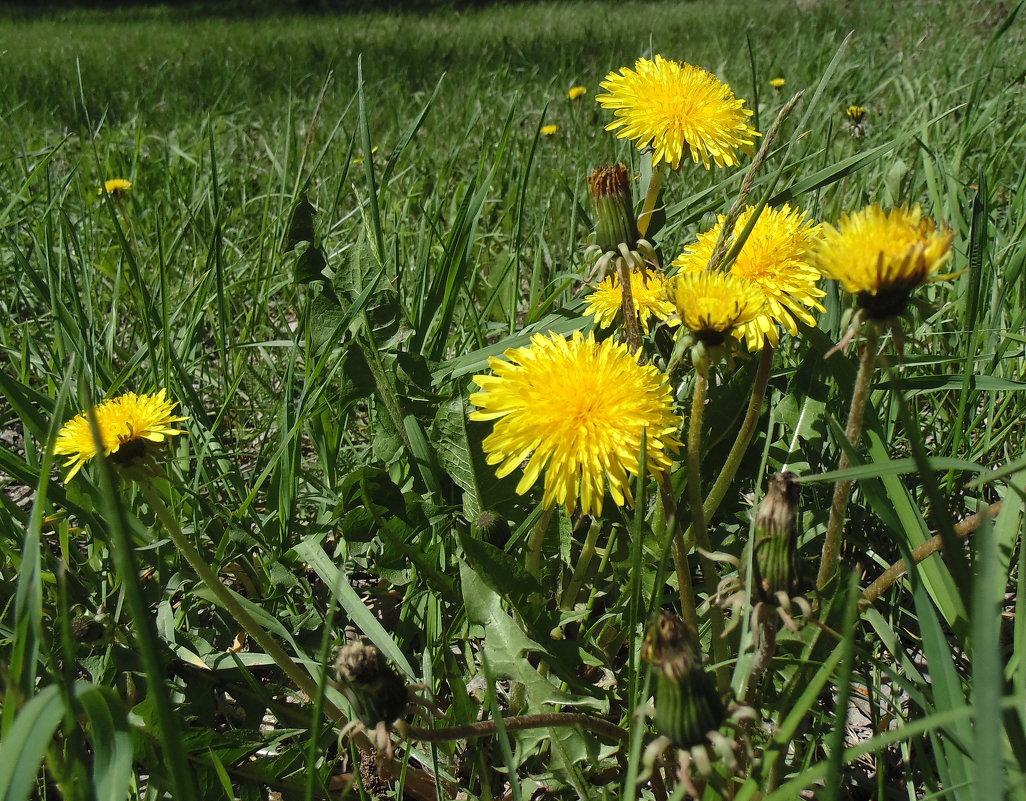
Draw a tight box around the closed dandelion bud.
[753,471,800,597]
[335,642,408,727]
[471,509,510,545]
[643,612,726,748]
[588,164,639,253]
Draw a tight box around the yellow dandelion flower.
[540,124,559,136]
[54,389,187,481]
[469,331,682,517]
[770,77,786,89]
[672,205,825,350]
[667,271,767,344]
[98,179,132,197]
[814,205,954,318]
[567,86,587,101]
[846,105,866,124]
[584,269,676,334]
[596,54,759,170]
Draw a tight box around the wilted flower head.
[672,204,825,350]
[814,205,954,319]
[54,389,187,481]
[469,331,682,516]
[597,55,758,170]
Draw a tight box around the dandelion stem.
[686,368,728,686]
[525,506,554,581]
[657,477,699,633]
[818,325,881,590]
[616,256,642,354]
[701,343,774,523]
[403,711,628,745]
[139,482,345,722]
[637,160,665,238]
[561,518,603,609]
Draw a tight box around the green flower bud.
[588,164,640,254]
[335,642,409,727]
[643,612,726,748]
[753,471,801,598]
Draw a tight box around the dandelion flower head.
[54,389,187,481]
[846,105,866,124]
[99,179,132,197]
[584,269,676,334]
[667,271,768,344]
[469,331,682,516]
[814,205,954,319]
[596,55,759,170]
[540,124,559,136]
[770,77,786,89]
[567,86,587,100]
[672,205,825,350]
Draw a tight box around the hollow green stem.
[657,476,699,634]
[615,256,642,355]
[701,343,774,524]
[686,368,728,687]
[637,160,665,238]
[525,506,554,580]
[138,481,345,722]
[818,325,881,590]
[561,518,603,610]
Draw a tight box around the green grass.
[1,0,1026,798]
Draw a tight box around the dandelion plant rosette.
[54,389,187,480]
[596,55,758,170]
[469,331,682,517]
[673,204,825,350]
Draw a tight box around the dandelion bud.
[642,612,726,748]
[753,471,801,599]
[335,642,408,727]
[588,164,639,254]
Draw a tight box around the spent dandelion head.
[672,204,825,351]
[54,389,187,481]
[596,54,759,170]
[814,204,954,320]
[584,268,676,334]
[99,178,132,198]
[540,124,559,136]
[567,85,587,100]
[469,331,682,517]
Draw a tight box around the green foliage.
[1,0,1025,798]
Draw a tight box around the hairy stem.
[658,477,699,633]
[862,500,1003,604]
[616,255,642,355]
[818,325,880,590]
[405,712,628,745]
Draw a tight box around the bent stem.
[138,481,344,722]
[817,325,881,590]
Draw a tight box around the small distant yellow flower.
[770,77,786,89]
[584,269,676,334]
[846,105,866,124]
[667,271,767,344]
[567,86,587,100]
[596,54,759,170]
[99,179,132,198]
[469,331,682,517]
[54,389,187,481]
[814,205,954,319]
[672,205,825,350]
[540,124,559,136]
